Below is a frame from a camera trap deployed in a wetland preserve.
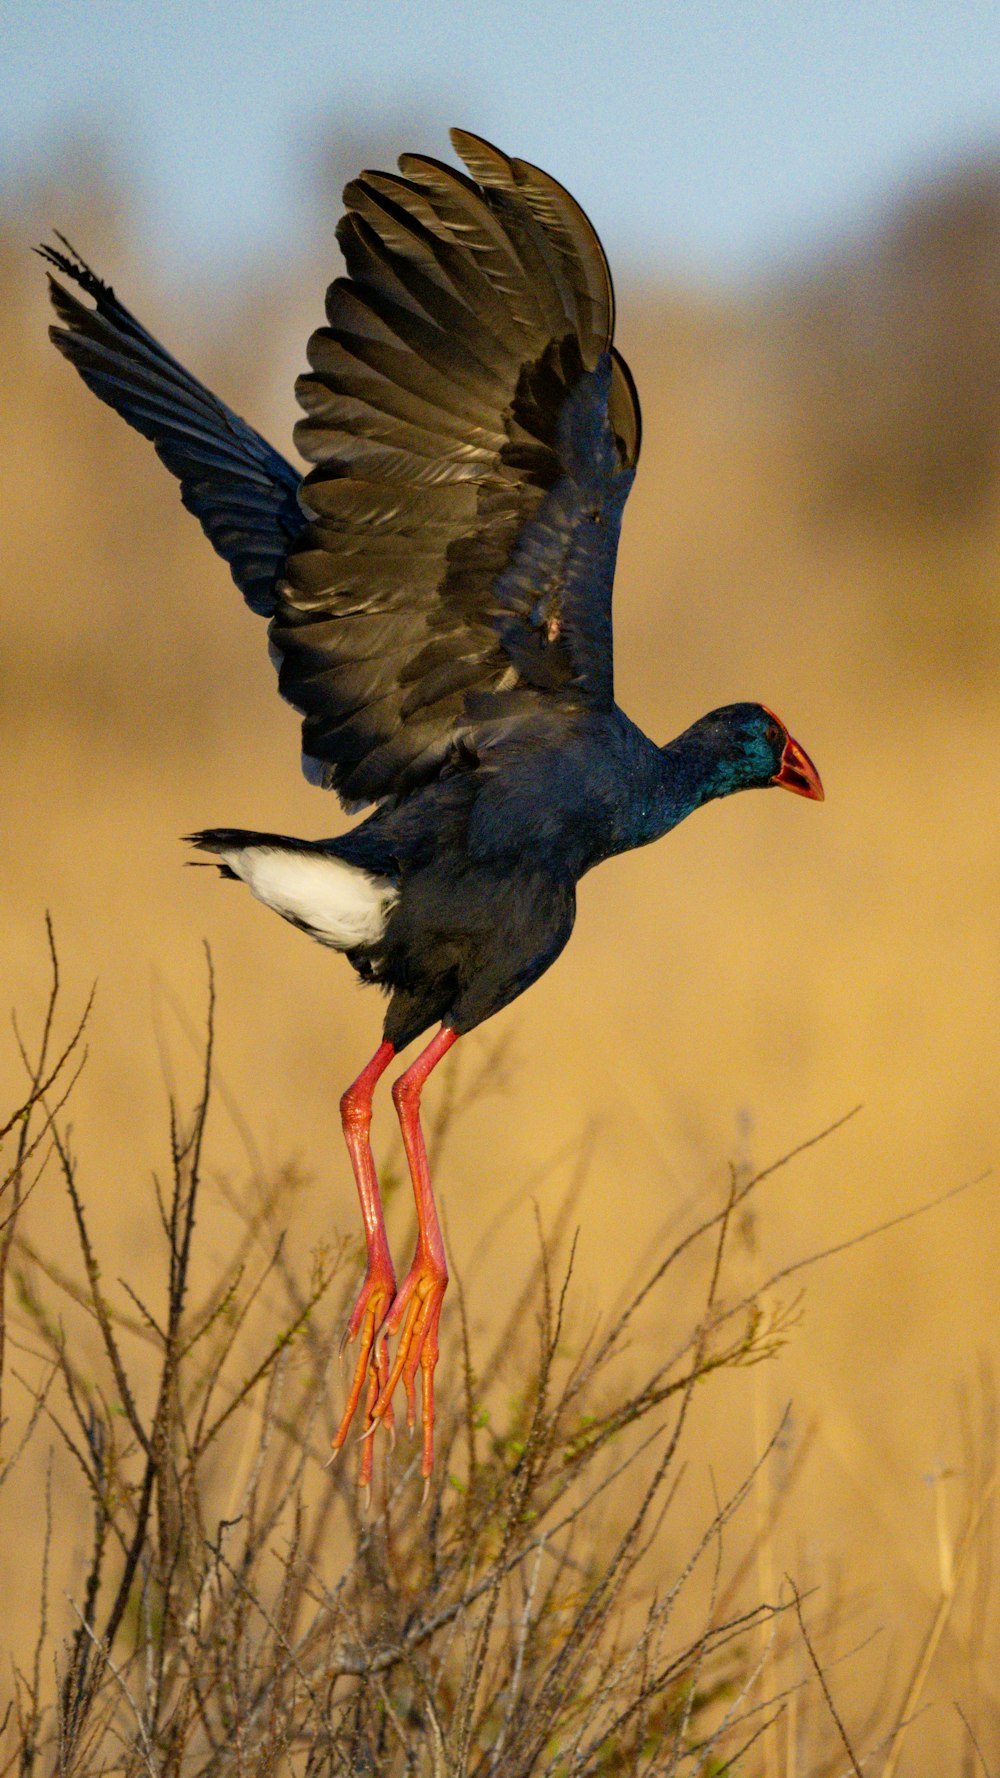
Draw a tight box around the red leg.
[330,1039,397,1472]
[371,1025,457,1479]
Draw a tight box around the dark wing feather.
[41,239,303,616]
[274,129,641,806]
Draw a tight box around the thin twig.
[954,1701,995,1778]
[788,1575,863,1777]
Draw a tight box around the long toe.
[331,1263,395,1459]
[372,1267,447,1477]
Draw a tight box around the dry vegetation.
[3,928,993,1776]
[3,137,1000,1770]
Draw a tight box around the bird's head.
[680,703,824,804]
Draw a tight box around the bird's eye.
[765,723,780,744]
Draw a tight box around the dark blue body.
[333,701,784,1049]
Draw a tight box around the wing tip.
[448,125,507,168]
[36,233,115,308]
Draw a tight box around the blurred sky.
[5,0,1000,280]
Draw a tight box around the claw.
[330,1264,395,1460]
[370,1265,446,1477]
[404,1359,417,1435]
[376,1330,396,1445]
[357,1362,380,1493]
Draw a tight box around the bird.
[41,128,823,1489]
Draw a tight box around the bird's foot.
[331,1258,396,1480]
[370,1253,447,1480]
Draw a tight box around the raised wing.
[274,128,641,806]
[42,239,304,617]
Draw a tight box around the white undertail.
[219,847,397,949]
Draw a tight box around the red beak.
[772,731,824,801]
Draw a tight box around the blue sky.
[6,0,1000,280]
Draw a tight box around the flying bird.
[42,129,823,1487]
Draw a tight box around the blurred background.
[4,1,1000,1767]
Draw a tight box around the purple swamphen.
[42,130,823,1486]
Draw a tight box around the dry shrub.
[0,929,993,1777]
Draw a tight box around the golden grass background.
[3,144,1000,1764]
